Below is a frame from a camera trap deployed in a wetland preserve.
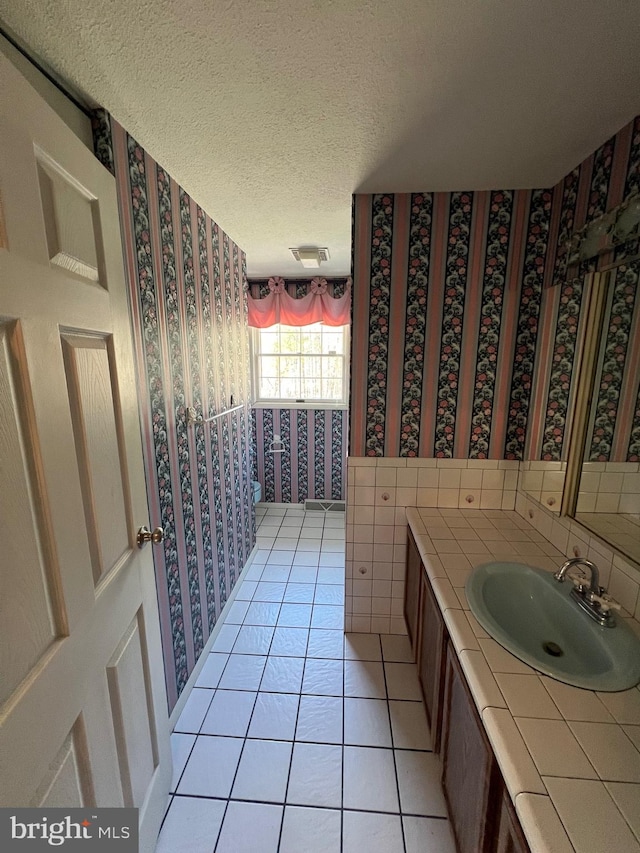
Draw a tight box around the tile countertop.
[405,507,640,853]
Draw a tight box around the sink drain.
[542,641,564,657]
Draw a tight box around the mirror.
[568,261,640,564]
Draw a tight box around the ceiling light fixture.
[290,247,330,268]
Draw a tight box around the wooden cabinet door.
[496,790,531,853]
[404,529,421,654]
[441,644,498,853]
[417,571,447,753]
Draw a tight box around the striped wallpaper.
[351,115,640,464]
[528,115,640,461]
[93,111,254,711]
[252,408,348,503]
[351,189,551,459]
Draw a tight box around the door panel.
[61,333,129,583]
[0,53,170,852]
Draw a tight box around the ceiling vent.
[290,247,330,268]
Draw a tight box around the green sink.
[465,561,640,692]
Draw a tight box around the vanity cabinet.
[441,643,499,853]
[404,529,422,651]
[417,569,447,752]
[405,530,532,853]
[495,791,531,853]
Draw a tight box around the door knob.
[137,526,164,548]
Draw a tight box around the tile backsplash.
[345,456,519,633]
[345,456,640,634]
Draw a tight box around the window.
[252,322,349,407]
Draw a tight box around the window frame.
[250,323,350,410]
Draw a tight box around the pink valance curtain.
[247,276,351,328]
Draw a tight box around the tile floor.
[157,506,455,853]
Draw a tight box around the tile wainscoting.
[345,456,640,634]
[345,457,520,634]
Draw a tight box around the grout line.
[380,635,408,853]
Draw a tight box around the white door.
[0,54,171,852]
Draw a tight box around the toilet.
[252,480,262,504]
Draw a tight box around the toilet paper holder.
[269,434,286,455]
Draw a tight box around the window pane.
[301,356,321,378]
[322,332,343,354]
[260,377,279,398]
[279,327,300,353]
[301,330,322,353]
[301,377,321,398]
[260,332,280,353]
[280,356,300,378]
[280,378,300,399]
[260,355,279,377]
[323,356,342,379]
[322,378,342,400]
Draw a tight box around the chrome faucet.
[554,557,620,626]
[554,557,601,596]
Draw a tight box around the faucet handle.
[592,592,621,614]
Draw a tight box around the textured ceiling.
[1,1,640,277]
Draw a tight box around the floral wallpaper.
[93,109,254,711]
[249,278,349,502]
[351,115,640,464]
[529,115,640,461]
[351,189,550,459]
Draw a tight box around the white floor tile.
[156,796,226,853]
[170,733,195,792]
[261,564,292,581]
[318,567,345,584]
[311,604,344,629]
[279,806,341,853]
[260,655,305,693]
[302,658,344,696]
[296,541,322,552]
[288,566,319,583]
[212,623,241,652]
[278,603,313,627]
[344,633,382,661]
[389,700,432,750]
[248,692,300,740]
[244,601,281,626]
[235,580,258,600]
[218,654,267,690]
[176,735,243,797]
[244,563,265,580]
[174,688,214,734]
[225,599,251,624]
[292,552,320,567]
[251,550,270,565]
[344,698,392,747]
[395,750,448,816]
[195,653,229,688]
[385,661,423,700]
[343,746,399,812]
[343,811,404,853]
[296,695,343,744]
[231,739,292,802]
[314,584,345,605]
[319,551,345,565]
[403,816,456,853]
[215,802,283,853]
[381,634,414,663]
[344,659,387,698]
[232,625,275,654]
[252,581,287,602]
[200,690,257,737]
[307,629,345,659]
[266,552,295,567]
[286,742,343,808]
[283,582,315,603]
[270,627,309,657]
